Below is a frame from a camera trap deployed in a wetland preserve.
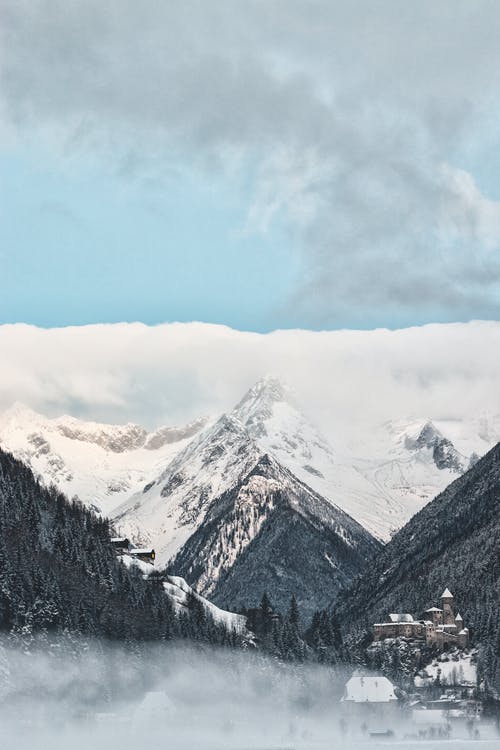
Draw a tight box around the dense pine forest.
[239,592,343,663]
[0,449,238,645]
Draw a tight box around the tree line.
[240,592,344,663]
[0,449,239,647]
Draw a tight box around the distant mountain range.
[0,401,208,516]
[1,376,499,614]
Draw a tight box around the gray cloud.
[1,1,500,323]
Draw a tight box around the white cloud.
[1,322,500,444]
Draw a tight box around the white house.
[342,670,398,704]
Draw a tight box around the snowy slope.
[415,651,477,688]
[0,403,207,516]
[163,575,248,634]
[112,414,264,561]
[119,554,247,634]
[226,377,484,541]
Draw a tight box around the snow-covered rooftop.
[342,671,398,703]
[425,606,443,612]
[388,613,414,623]
[129,548,155,555]
[441,587,453,598]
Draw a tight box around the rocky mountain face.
[113,413,264,561]
[336,442,500,654]
[171,453,380,617]
[404,420,468,472]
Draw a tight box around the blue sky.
[0,150,299,330]
[1,1,500,332]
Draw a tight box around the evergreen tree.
[288,595,300,628]
[0,449,244,650]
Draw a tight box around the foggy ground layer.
[0,637,498,749]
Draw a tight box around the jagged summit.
[231,375,335,474]
[0,403,207,454]
[416,421,443,449]
[232,375,294,431]
[0,401,46,427]
[403,419,468,473]
[405,420,443,450]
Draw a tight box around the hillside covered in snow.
[0,403,207,517]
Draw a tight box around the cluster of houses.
[341,669,482,737]
[110,537,156,564]
[373,588,469,650]
[338,588,483,738]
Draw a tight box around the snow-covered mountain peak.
[231,375,334,468]
[0,401,47,430]
[399,418,468,472]
[0,404,207,516]
[404,420,443,451]
[232,375,295,430]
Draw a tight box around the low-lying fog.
[0,635,497,749]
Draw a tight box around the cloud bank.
[1,321,499,443]
[2,1,500,325]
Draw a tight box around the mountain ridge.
[0,377,495,546]
[171,452,380,616]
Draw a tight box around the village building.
[342,671,398,704]
[373,588,469,650]
[128,547,156,564]
[110,537,130,553]
[340,670,400,724]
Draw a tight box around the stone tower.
[441,588,454,626]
